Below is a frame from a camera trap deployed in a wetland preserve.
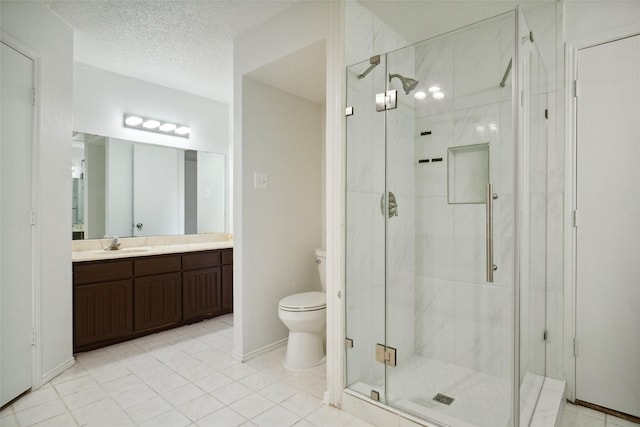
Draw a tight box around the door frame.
[0,31,42,393]
[564,23,640,403]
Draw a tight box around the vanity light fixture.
[123,114,191,138]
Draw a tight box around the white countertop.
[72,234,233,262]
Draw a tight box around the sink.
[93,247,152,255]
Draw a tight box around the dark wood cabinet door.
[74,279,133,351]
[134,272,182,332]
[222,264,233,314]
[183,267,222,320]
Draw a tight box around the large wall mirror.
[72,132,226,240]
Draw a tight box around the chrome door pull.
[486,183,498,282]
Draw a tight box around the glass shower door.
[518,11,549,425]
[344,54,387,400]
[383,12,518,427]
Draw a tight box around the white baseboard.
[235,338,287,363]
[41,356,75,385]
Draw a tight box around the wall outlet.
[254,172,268,190]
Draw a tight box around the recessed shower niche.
[447,143,490,204]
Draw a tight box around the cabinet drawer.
[182,251,221,270]
[74,260,133,285]
[222,249,233,265]
[134,255,181,277]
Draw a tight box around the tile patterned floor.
[0,315,374,427]
[559,402,639,427]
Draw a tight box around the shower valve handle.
[381,192,398,218]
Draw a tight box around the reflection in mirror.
[71,133,225,239]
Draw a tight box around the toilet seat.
[279,291,326,312]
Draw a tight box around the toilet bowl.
[278,248,326,370]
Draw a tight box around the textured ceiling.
[45,0,300,104]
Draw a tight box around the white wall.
[233,1,337,361]
[240,78,323,353]
[0,1,74,384]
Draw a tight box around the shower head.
[389,73,419,95]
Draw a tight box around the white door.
[575,34,640,418]
[1,42,34,406]
[133,143,182,236]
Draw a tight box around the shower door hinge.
[376,90,397,112]
[345,338,354,348]
[375,343,397,367]
[573,210,578,228]
[31,329,37,346]
[345,106,354,116]
[545,108,549,119]
[543,330,548,341]
[32,88,36,106]
[573,80,578,98]
[573,337,579,357]
[30,209,37,226]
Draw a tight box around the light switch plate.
[254,172,268,190]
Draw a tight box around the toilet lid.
[279,291,326,311]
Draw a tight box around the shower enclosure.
[345,10,548,427]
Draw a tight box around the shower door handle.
[486,183,498,282]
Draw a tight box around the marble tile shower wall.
[345,1,415,384]
[413,14,516,378]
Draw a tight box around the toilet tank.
[315,248,326,292]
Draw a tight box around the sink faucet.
[104,235,121,251]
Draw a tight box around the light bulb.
[142,119,160,129]
[125,115,143,126]
[175,126,191,135]
[159,123,177,132]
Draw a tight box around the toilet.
[278,248,327,370]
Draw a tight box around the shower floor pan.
[349,354,512,427]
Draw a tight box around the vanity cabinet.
[182,251,222,321]
[134,255,182,332]
[73,248,232,353]
[182,249,234,320]
[221,249,233,314]
[73,260,134,350]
